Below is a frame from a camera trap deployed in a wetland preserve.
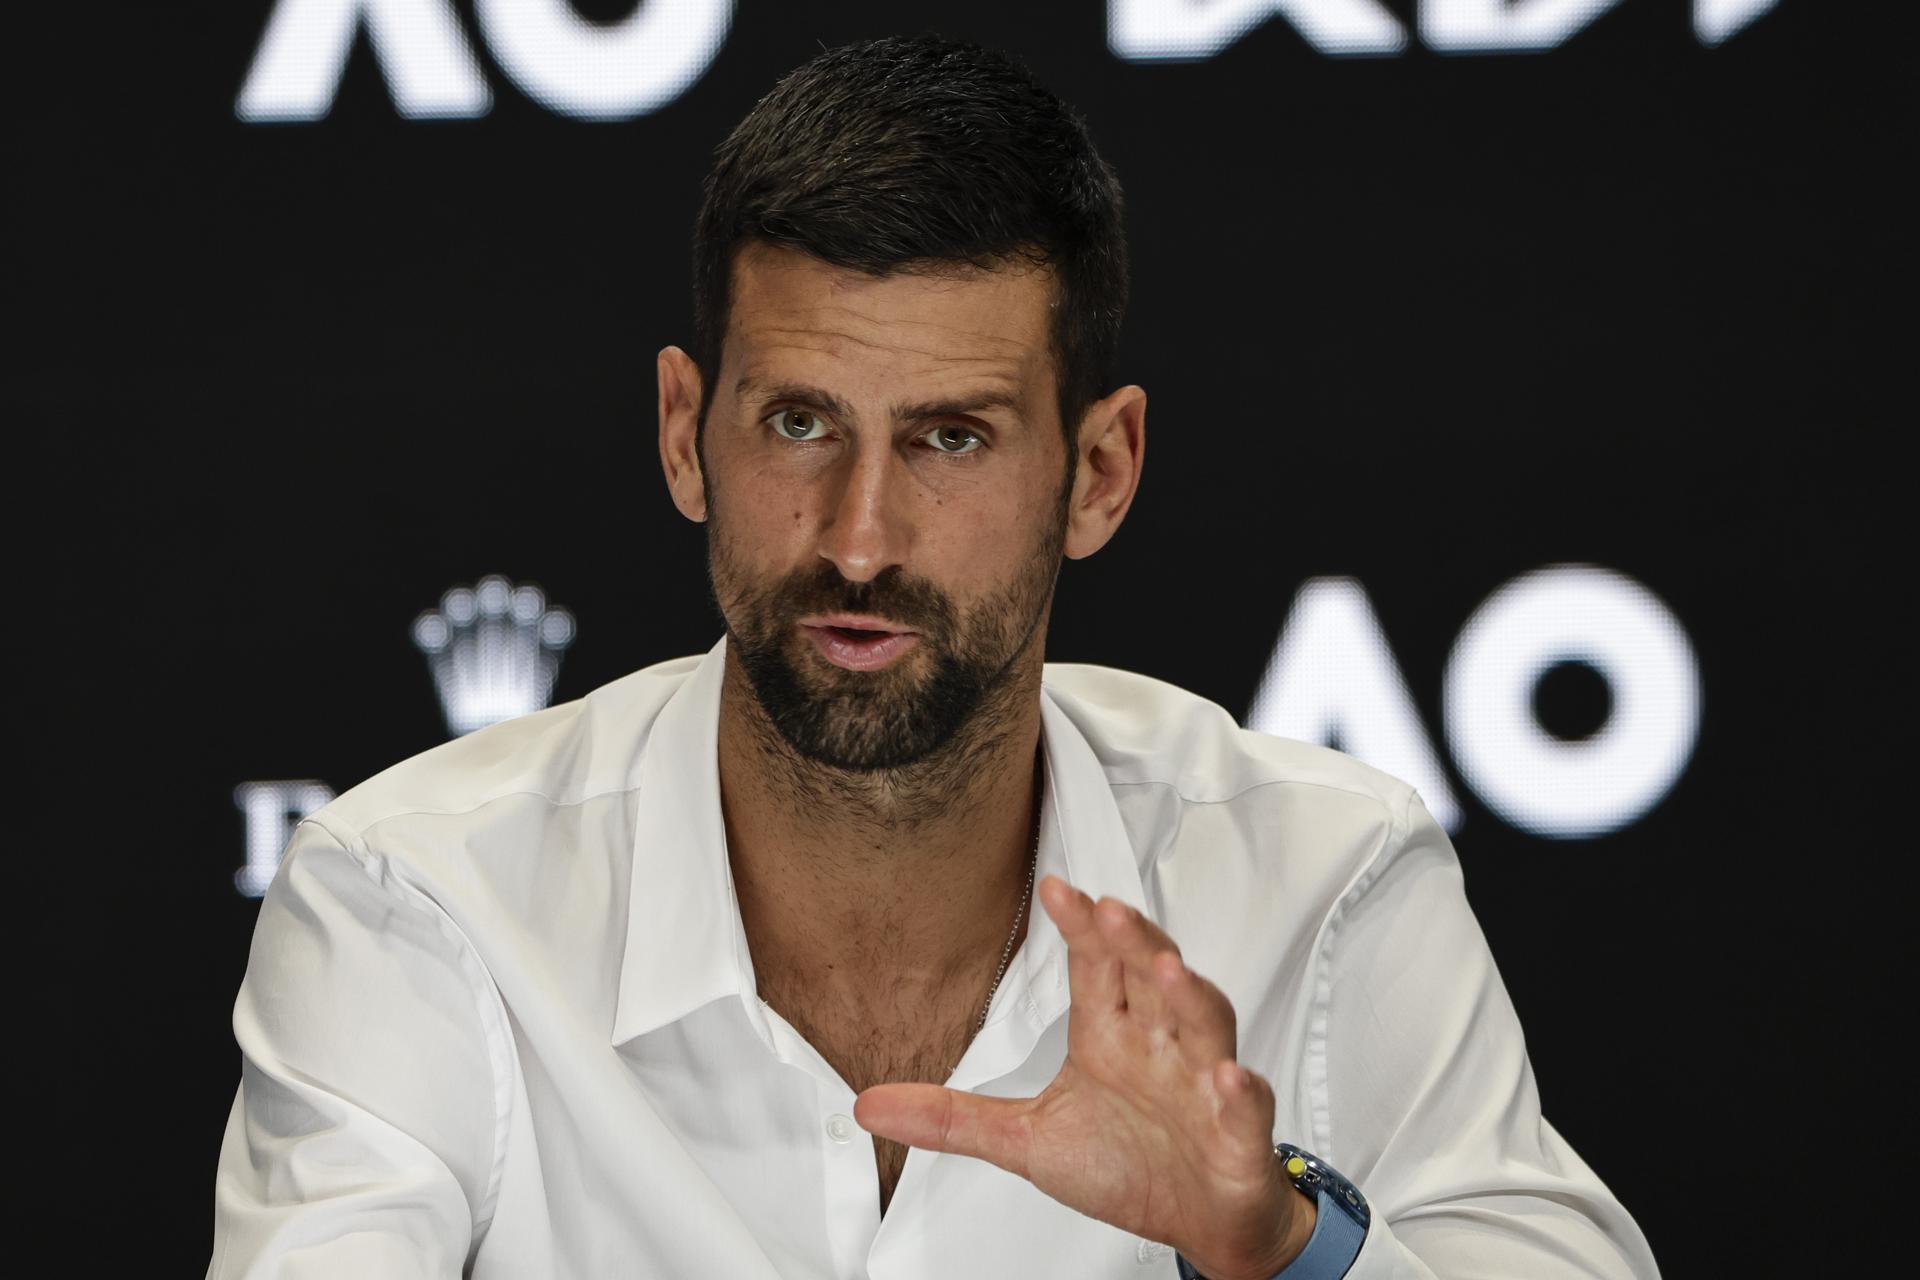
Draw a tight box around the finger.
[852,1082,1034,1182]
[1038,875,1128,958]
[1098,895,1189,1000]
[1155,954,1239,1070]
[1039,875,1126,1015]
[1096,898,1177,1032]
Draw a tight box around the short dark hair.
[691,34,1129,456]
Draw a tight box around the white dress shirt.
[209,634,1661,1279]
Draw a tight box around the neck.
[717,643,1045,1005]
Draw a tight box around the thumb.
[854,1083,1034,1179]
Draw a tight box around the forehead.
[722,241,1055,396]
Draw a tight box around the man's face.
[700,242,1072,773]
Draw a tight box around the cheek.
[716,465,807,533]
[920,486,1051,576]
[707,486,819,592]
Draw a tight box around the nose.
[815,436,912,585]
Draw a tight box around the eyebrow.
[893,388,1025,421]
[736,379,1024,423]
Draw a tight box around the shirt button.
[826,1113,856,1143]
[1135,1238,1170,1263]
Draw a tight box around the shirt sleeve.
[207,816,510,1280]
[1314,790,1662,1279]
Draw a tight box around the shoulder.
[1041,660,1417,819]
[318,651,707,842]
[1041,661,1434,914]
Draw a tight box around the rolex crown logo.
[412,575,576,736]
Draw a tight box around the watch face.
[1275,1142,1371,1227]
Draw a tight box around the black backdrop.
[17,1,1904,1273]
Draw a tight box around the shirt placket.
[755,997,886,1279]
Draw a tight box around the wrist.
[1177,1142,1369,1280]
[1187,1169,1318,1280]
[1262,1182,1320,1274]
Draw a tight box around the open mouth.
[802,622,921,671]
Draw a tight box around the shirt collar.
[610,633,1147,1048]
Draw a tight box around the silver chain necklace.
[973,780,1042,1034]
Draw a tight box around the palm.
[854,875,1296,1276]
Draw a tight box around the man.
[209,35,1660,1280]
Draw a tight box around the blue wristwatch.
[1173,1143,1369,1280]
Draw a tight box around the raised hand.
[852,874,1314,1280]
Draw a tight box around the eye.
[769,408,829,441]
[923,424,984,455]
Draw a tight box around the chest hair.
[760,975,987,1215]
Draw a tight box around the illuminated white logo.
[237,0,735,123]
[1444,565,1700,838]
[1245,578,1461,828]
[1247,564,1702,839]
[1693,0,1777,45]
[1110,0,1777,59]
[1110,0,1407,59]
[1422,0,1623,53]
[233,780,335,897]
[412,574,576,736]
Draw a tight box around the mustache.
[772,565,955,635]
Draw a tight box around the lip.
[799,613,917,634]
[801,622,922,671]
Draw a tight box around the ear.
[1063,384,1147,561]
[658,345,708,523]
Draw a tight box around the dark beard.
[706,495,1066,774]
